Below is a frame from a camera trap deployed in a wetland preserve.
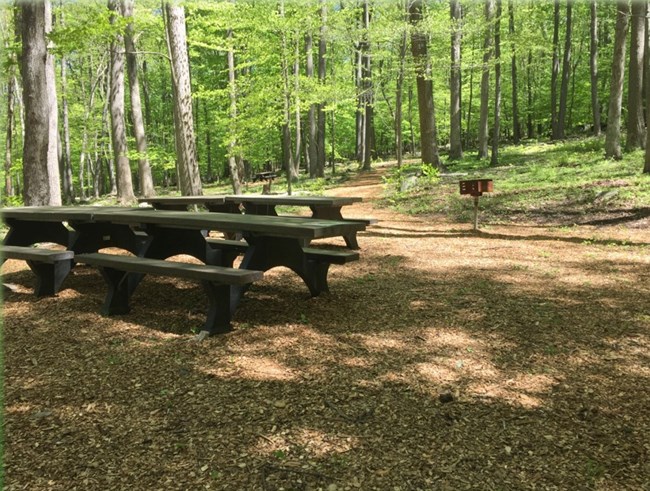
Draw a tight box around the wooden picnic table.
[139,194,370,249]
[1,206,364,308]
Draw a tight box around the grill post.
[459,179,493,231]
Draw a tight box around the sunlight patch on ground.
[202,355,297,381]
[470,373,557,409]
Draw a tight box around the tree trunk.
[449,0,463,159]
[396,7,407,168]
[550,0,560,139]
[604,0,629,160]
[527,49,534,138]
[306,31,317,177]
[4,9,17,200]
[293,34,302,175]
[590,0,600,136]
[164,2,202,195]
[491,0,502,165]
[478,0,494,159]
[108,0,136,203]
[626,0,646,150]
[508,0,520,144]
[466,37,475,148]
[20,1,59,206]
[361,0,374,170]
[316,0,326,177]
[44,0,61,205]
[409,0,441,168]
[227,27,243,194]
[123,0,155,197]
[557,0,572,139]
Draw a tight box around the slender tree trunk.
[355,45,363,162]
[466,37,475,148]
[306,31,317,177]
[164,2,202,195]
[108,0,135,203]
[590,0,600,136]
[604,0,630,160]
[626,0,646,150]
[278,0,295,190]
[408,84,415,154]
[316,0,326,177]
[361,0,374,170]
[293,34,302,174]
[550,0,560,139]
[558,0,572,139]
[20,1,59,206]
[4,9,16,199]
[227,27,243,194]
[491,0,502,165]
[450,0,463,159]
[102,63,117,195]
[123,0,155,197]
[44,0,61,205]
[478,0,494,159]
[508,0,520,144]
[527,49,534,138]
[409,0,441,168]
[396,8,407,167]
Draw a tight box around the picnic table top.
[138,194,363,207]
[1,206,365,240]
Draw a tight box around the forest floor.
[2,163,649,490]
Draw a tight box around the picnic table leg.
[201,281,233,334]
[309,205,360,250]
[231,235,320,311]
[97,267,132,316]
[26,258,73,297]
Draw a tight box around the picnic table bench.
[1,245,73,297]
[76,253,263,335]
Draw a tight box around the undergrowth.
[383,137,650,225]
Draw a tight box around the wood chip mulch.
[3,167,649,490]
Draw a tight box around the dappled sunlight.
[202,355,297,381]
[470,373,558,409]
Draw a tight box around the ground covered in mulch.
[3,166,649,490]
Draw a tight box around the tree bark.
[108,0,135,203]
[557,0,572,139]
[316,0,326,177]
[449,0,463,160]
[527,49,534,138]
[550,0,560,139]
[590,0,600,136]
[409,0,441,168]
[306,31,317,177]
[361,0,374,170]
[45,0,61,205]
[491,0,502,165]
[20,1,59,206]
[626,0,646,150]
[278,0,296,190]
[508,0,520,144]
[4,8,17,200]
[123,0,155,197]
[396,4,407,168]
[227,27,243,194]
[164,2,202,195]
[604,0,630,160]
[293,34,302,174]
[478,0,494,159]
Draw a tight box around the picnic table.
[1,206,364,309]
[139,194,371,249]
